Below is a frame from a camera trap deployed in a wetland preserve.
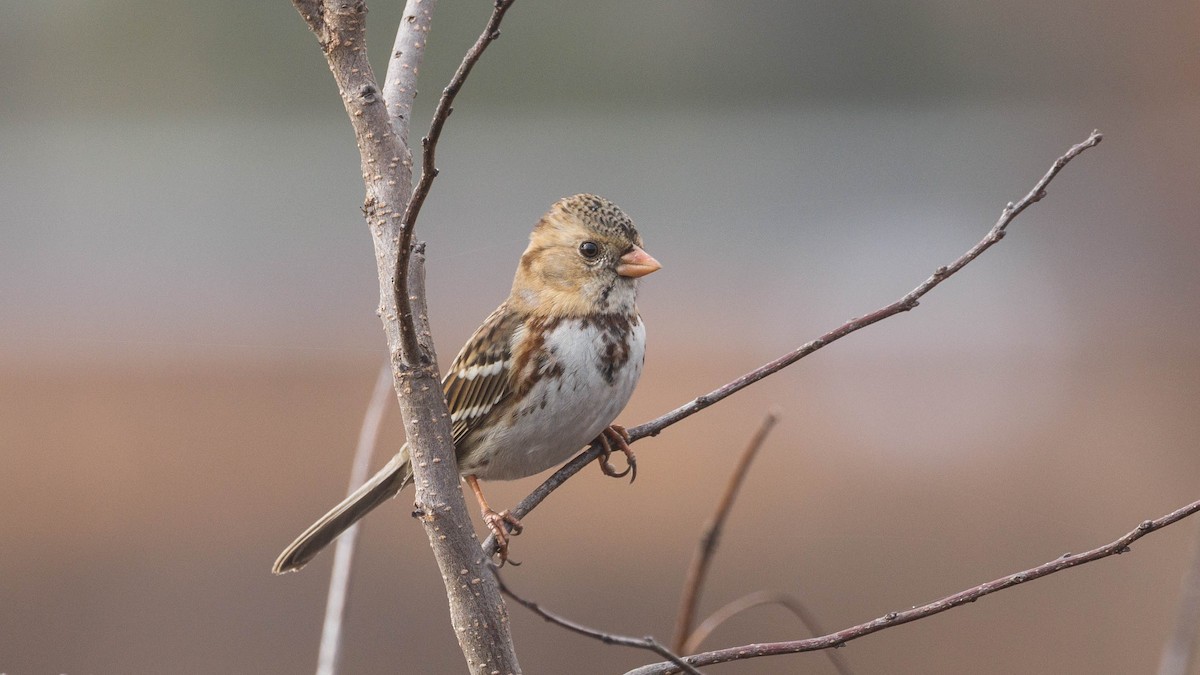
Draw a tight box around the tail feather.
[272,454,412,574]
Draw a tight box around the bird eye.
[578,241,600,259]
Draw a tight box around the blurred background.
[3,1,1199,673]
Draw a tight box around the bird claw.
[482,508,523,566]
[595,424,636,483]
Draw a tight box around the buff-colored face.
[511,194,660,316]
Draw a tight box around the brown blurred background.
[3,1,1199,673]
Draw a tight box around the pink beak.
[616,245,662,278]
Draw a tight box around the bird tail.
[272,453,413,575]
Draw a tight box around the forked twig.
[684,591,852,675]
[493,572,704,675]
[672,412,779,652]
[483,130,1104,558]
[627,497,1200,674]
[289,0,524,669]
[394,0,516,360]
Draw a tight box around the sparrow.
[273,194,660,573]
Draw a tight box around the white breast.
[470,317,645,480]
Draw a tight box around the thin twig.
[684,591,852,675]
[672,415,852,675]
[626,497,1200,674]
[316,361,393,675]
[1158,518,1200,675]
[493,572,704,675]
[394,0,516,361]
[483,130,1104,557]
[672,412,779,652]
[630,130,1101,439]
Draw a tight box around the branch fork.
[289,0,522,672]
[286,8,1154,674]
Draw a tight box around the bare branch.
[288,1,521,671]
[671,416,851,675]
[288,0,424,368]
[399,247,522,673]
[672,413,779,652]
[684,591,852,675]
[317,362,393,675]
[483,130,1103,558]
[1158,519,1200,675]
[493,572,704,675]
[630,130,1102,440]
[626,497,1200,674]
[394,0,516,361]
[384,0,437,139]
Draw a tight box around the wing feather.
[441,304,522,446]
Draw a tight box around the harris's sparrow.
[273,194,660,573]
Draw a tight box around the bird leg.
[594,424,637,483]
[465,474,523,564]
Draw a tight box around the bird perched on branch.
[273,194,661,572]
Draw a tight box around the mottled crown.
[549,194,641,246]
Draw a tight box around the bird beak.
[616,246,662,278]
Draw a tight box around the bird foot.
[482,507,523,566]
[595,424,637,483]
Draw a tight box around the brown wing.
[442,303,523,446]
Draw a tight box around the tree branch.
[394,0,515,361]
[493,572,703,675]
[670,416,851,675]
[289,1,521,671]
[626,497,1200,674]
[384,0,436,138]
[672,412,779,652]
[398,247,522,674]
[683,591,852,675]
[483,130,1103,558]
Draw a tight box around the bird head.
[511,194,660,317]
